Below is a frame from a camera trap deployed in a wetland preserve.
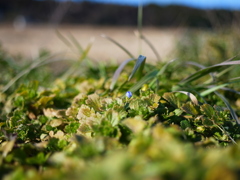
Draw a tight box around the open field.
[0,25,181,63]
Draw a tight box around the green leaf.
[33,95,55,109]
[105,109,120,127]
[181,102,200,116]
[14,96,25,107]
[214,91,240,124]
[65,122,80,134]
[162,92,181,108]
[180,120,191,129]
[122,116,147,134]
[128,55,146,81]
[26,152,47,165]
[200,104,217,119]
[86,93,102,112]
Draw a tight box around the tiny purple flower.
[126,91,132,98]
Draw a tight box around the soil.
[0,24,182,64]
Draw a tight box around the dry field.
[0,24,181,63]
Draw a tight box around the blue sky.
[86,0,240,10]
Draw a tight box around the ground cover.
[1,29,240,180]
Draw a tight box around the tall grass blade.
[201,84,228,97]
[68,32,83,53]
[181,59,240,84]
[142,34,161,61]
[200,79,240,96]
[214,91,240,124]
[185,61,216,82]
[128,55,146,81]
[56,31,88,56]
[128,69,158,94]
[101,34,135,58]
[1,54,56,93]
[56,30,73,48]
[79,38,94,62]
[61,40,93,79]
[138,2,143,36]
[203,66,234,84]
[230,76,240,81]
[207,86,240,95]
[110,58,135,91]
[137,2,143,54]
[135,31,161,61]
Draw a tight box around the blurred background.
[1,0,240,63]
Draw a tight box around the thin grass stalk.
[214,91,240,125]
[140,33,161,61]
[138,2,143,55]
[1,54,56,93]
[68,32,83,52]
[101,34,134,58]
[216,124,237,145]
[61,44,92,80]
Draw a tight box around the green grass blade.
[208,86,240,95]
[214,91,240,124]
[110,58,135,91]
[101,34,135,58]
[185,61,215,82]
[203,66,234,84]
[1,54,56,93]
[128,69,158,94]
[200,79,240,96]
[180,59,240,84]
[61,40,93,80]
[79,39,93,62]
[230,76,240,81]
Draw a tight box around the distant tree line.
[0,0,239,28]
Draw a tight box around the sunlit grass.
[1,22,240,180]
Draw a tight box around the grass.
[1,25,240,179]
